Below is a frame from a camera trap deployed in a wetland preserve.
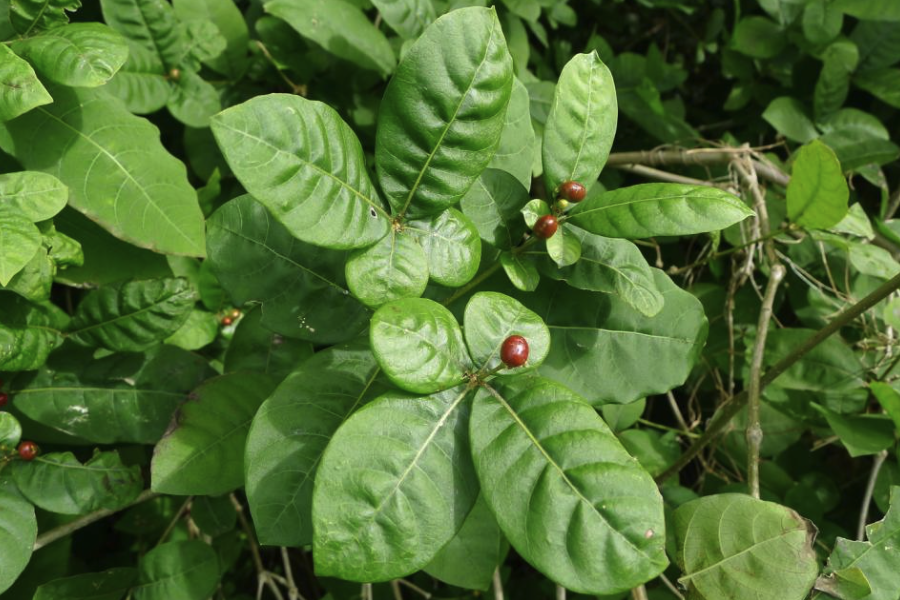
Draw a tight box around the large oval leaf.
[567,183,754,239]
[370,298,472,394]
[211,94,391,249]
[0,45,52,121]
[133,541,220,600]
[0,205,41,287]
[313,386,478,581]
[245,341,389,547]
[11,23,129,88]
[470,377,667,595]
[2,85,206,256]
[100,0,183,69]
[787,139,849,229]
[407,208,482,287]
[12,450,142,515]
[151,372,276,496]
[206,195,368,343]
[375,6,514,218]
[103,42,170,114]
[172,0,249,79]
[0,482,37,595]
[370,0,435,39]
[223,306,313,383]
[345,230,429,308]
[34,568,138,600]
[542,52,617,194]
[463,291,550,373]
[69,278,197,352]
[672,494,818,600]
[0,172,68,222]
[0,294,67,372]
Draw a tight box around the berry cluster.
[531,180,586,240]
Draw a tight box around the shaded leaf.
[33,568,137,600]
[489,77,535,189]
[133,541,220,600]
[0,482,37,595]
[0,45,52,122]
[460,169,530,250]
[0,293,67,372]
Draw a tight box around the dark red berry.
[17,441,38,461]
[0,392,7,408]
[221,316,234,326]
[532,215,558,239]
[558,180,586,202]
[500,335,529,368]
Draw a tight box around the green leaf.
[69,278,197,352]
[3,85,206,257]
[835,0,900,21]
[0,412,22,448]
[424,495,507,591]
[0,45,52,122]
[820,486,900,600]
[814,39,859,120]
[521,198,550,229]
[165,69,220,128]
[345,230,429,308]
[9,0,79,35]
[854,68,900,108]
[102,42,170,114]
[501,0,540,22]
[191,496,236,538]
[375,6,513,217]
[787,139,850,229]
[463,291,550,373]
[848,242,900,280]
[172,0,249,79]
[370,298,471,394]
[803,0,843,45]
[0,482,37,595]
[732,16,786,58]
[811,405,895,457]
[852,20,900,71]
[370,0,435,39]
[871,382,900,432]
[460,169,530,250]
[545,223,581,267]
[531,269,707,404]
[313,386,478,581]
[164,309,218,351]
[133,541,220,600]
[223,306,314,382]
[0,293,67,372]
[542,227,664,317]
[490,77,536,189]
[206,195,368,344]
[884,297,900,330]
[500,251,540,291]
[568,183,754,239]
[542,52,617,194]
[0,205,41,286]
[11,345,212,444]
[210,94,391,250]
[470,377,667,595]
[0,172,68,221]
[618,429,680,477]
[245,341,388,547]
[151,372,276,495]
[13,450,142,515]
[100,0,182,70]
[672,494,818,600]
[11,23,129,88]
[34,568,138,600]
[762,97,819,143]
[265,0,395,76]
[407,208,482,287]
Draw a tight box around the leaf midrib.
[572,191,747,219]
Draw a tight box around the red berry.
[0,392,7,408]
[532,215,558,239]
[17,441,38,461]
[500,335,529,368]
[221,316,234,326]
[558,181,586,202]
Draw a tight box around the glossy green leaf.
[531,269,707,404]
[70,278,196,352]
[172,0,248,78]
[103,42,170,114]
[490,77,535,189]
[206,195,368,344]
[568,183,754,239]
[11,345,211,444]
[542,52,617,194]
[820,486,900,600]
[0,293,67,372]
[500,251,540,291]
[0,172,68,222]
[100,0,182,69]
[815,39,859,120]
[9,0,79,35]
[223,306,314,382]
[165,69,220,128]
[470,377,667,595]
[313,386,478,581]
[0,412,22,448]
[460,169,530,250]
[370,0,435,39]
[853,68,900,108]
[375,6,513,217]
[541,227,663,317]
[345,230,429,308]
[463,291,550,372]
[133,541,220,600]
[151,372,276,495]
[3,85,206,257]
[370,298,471,394]
[164,309,218,351]
[12,23,129,88]
[424,495,507,591]
[0,45,52,122]
[211,94,391,249]
[732,16,786,58]
[0,205,41,286]
[803,0,843,45]
[545,222,581,267]
[852,20,900,71]
[672,494,818,600]
[787,140,849,229]
[521,198,550,228]
[811,405,895,457]
[33,568,137,600]
[265,0,395,76]
[245,341,388,547]
[835,0,900,21]
[762,97,819,143]
[407,208,482,287]
[13,450,142,515]
[0,482,37,595]
[618,429,679,477]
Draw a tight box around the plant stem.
[397,579,432,598]
[156,495,192,546]
[607,148,790,187]
[658,271,900,483]
[441,236,540,307]
[231,493,285,600]
[492,568,504,600]
[34,489,158,551]
[660,574,685,600]
[281,547,305,600]
[391,580,403,600]
[857,450,889,540]
[746,264,785,499]
[556,584,566,600]
[362,583,373,600]
[612,163,725,188]
[631,584,649,600]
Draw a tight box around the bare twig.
[660,574,685,600]
[610,163,726,188]
[492,568,504,600]
[230,494,285,600]
[858,450,890,540]
[397,579,432,598]
[631,584,649,600]
[607,148,790,187]
[157,496,192,546]
[391,580,403,600]
[281,548,305,600]
[556,584,566,600]
[362,583,373,600]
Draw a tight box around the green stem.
[441,235,541,307]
